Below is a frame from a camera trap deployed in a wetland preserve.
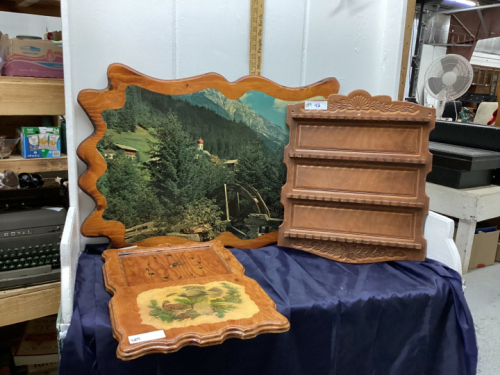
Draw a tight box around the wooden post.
[398,0,417,101]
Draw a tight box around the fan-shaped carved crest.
[328,90,419,114]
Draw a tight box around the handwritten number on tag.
[128,330,166,344]
[305,101,327,110]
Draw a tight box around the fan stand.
[423,87,445,120]
[435,91,447,120]
[436,100,446,119]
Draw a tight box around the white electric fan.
[424,54,473,119]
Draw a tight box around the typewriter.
[0,207,66,290]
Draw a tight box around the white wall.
[61,0,408,247]
[0,11,61,37]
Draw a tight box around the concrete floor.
[463,263,500,375]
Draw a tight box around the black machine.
[427,142,500,189]
[427,121,500,189]
[0,207,66,290]
[430,120,500,152]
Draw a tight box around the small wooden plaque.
[278,90,435,263]
[102,241,289,360]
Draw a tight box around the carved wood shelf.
[288,152,426,164]
[278,90,435,263]
[284,194,425,208]
[282,231,422,249]
[291,113,431,122]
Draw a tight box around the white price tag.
[304,101,327,110]
[128,330,165,344]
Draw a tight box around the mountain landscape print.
[98,85,313,243]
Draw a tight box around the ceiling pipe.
[439,3,500,14]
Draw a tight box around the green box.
[17,126,61,159]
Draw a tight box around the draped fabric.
[60,244,477,375]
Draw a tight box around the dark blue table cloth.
[59,244,477,375]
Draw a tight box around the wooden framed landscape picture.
[78,64,339,248]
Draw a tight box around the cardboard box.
[496,242,500,262]
[468,230,500,270]
[17,127,61,159]
[0,33,63,78]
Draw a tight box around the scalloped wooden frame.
[102,240,289,360]
[77,64,339,249]
[278,90,435,263]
